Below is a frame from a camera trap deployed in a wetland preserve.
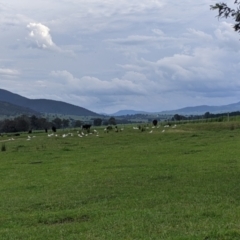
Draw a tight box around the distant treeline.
[0,115,71,133]
[0,115,132,133]
[171,111,240,121]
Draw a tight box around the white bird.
[28,136,31,139]
[162,130,165,133]
[149,130,153,133]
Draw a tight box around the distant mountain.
[159,102,240,115]
[111,102,240,117]
[0,89,99,116]
[111,110,149,116]
[0,101,40,116]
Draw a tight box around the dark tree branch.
[210,1,240,33]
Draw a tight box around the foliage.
[1,143,6,151]
[0,115,71,133]
[52,117,62,129]
[210,1,240,33]
[108,116,116,125]
[93,118,102,126]
[74,120,82,128]
[62,119,69,128]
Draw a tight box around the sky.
[1,0,240,114]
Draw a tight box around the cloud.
[26,22,61,51]
[0,68,20,77]
[105,35,160,46]
[185,28,213,41]
[214,21,240,51]
[50,70,147,96]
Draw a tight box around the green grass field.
[1,122,240,239]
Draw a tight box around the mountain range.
[0,101,40,116]
[111,103,240,116]
[1,88,240,117]
[0,89,99,117]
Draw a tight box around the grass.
[0,123,240,239]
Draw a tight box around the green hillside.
[0,101,40,117]
[0,89,99,117]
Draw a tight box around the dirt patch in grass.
[38,214,90,225]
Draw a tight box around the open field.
[1,122,240,239]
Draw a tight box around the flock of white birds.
[0,124,178,143]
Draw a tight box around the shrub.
[1,144,6,152]
[230,124,235,131]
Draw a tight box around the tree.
[173,114,181,121]
[210,1,240,33]
[30,115,38,129]
[204,112,211,119]
[62,119,69,128]
[108,117,116,125]
[1,119,17,133]
[15,115,30,132]
[93,118,102,126]
[52,117,62,129]
[74,120,82,128]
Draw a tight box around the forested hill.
[0,89,99,116]
[0,101,40,116]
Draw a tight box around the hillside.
[0,89,99,117]
[111,110,149,116]
[0,101,40,116]
[159,102,240,115]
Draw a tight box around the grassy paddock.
[1,122,240,239]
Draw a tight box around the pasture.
[1,122,240,239]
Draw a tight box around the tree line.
[172,111,240,122]
[0,115,121,133]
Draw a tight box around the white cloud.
[105,35,160,45]
[152,29,165,36]
[185,28,213,41]
[214,22,240,51]
[50,70,147,96]
[0,68,20,77]
[26,22,60,51]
